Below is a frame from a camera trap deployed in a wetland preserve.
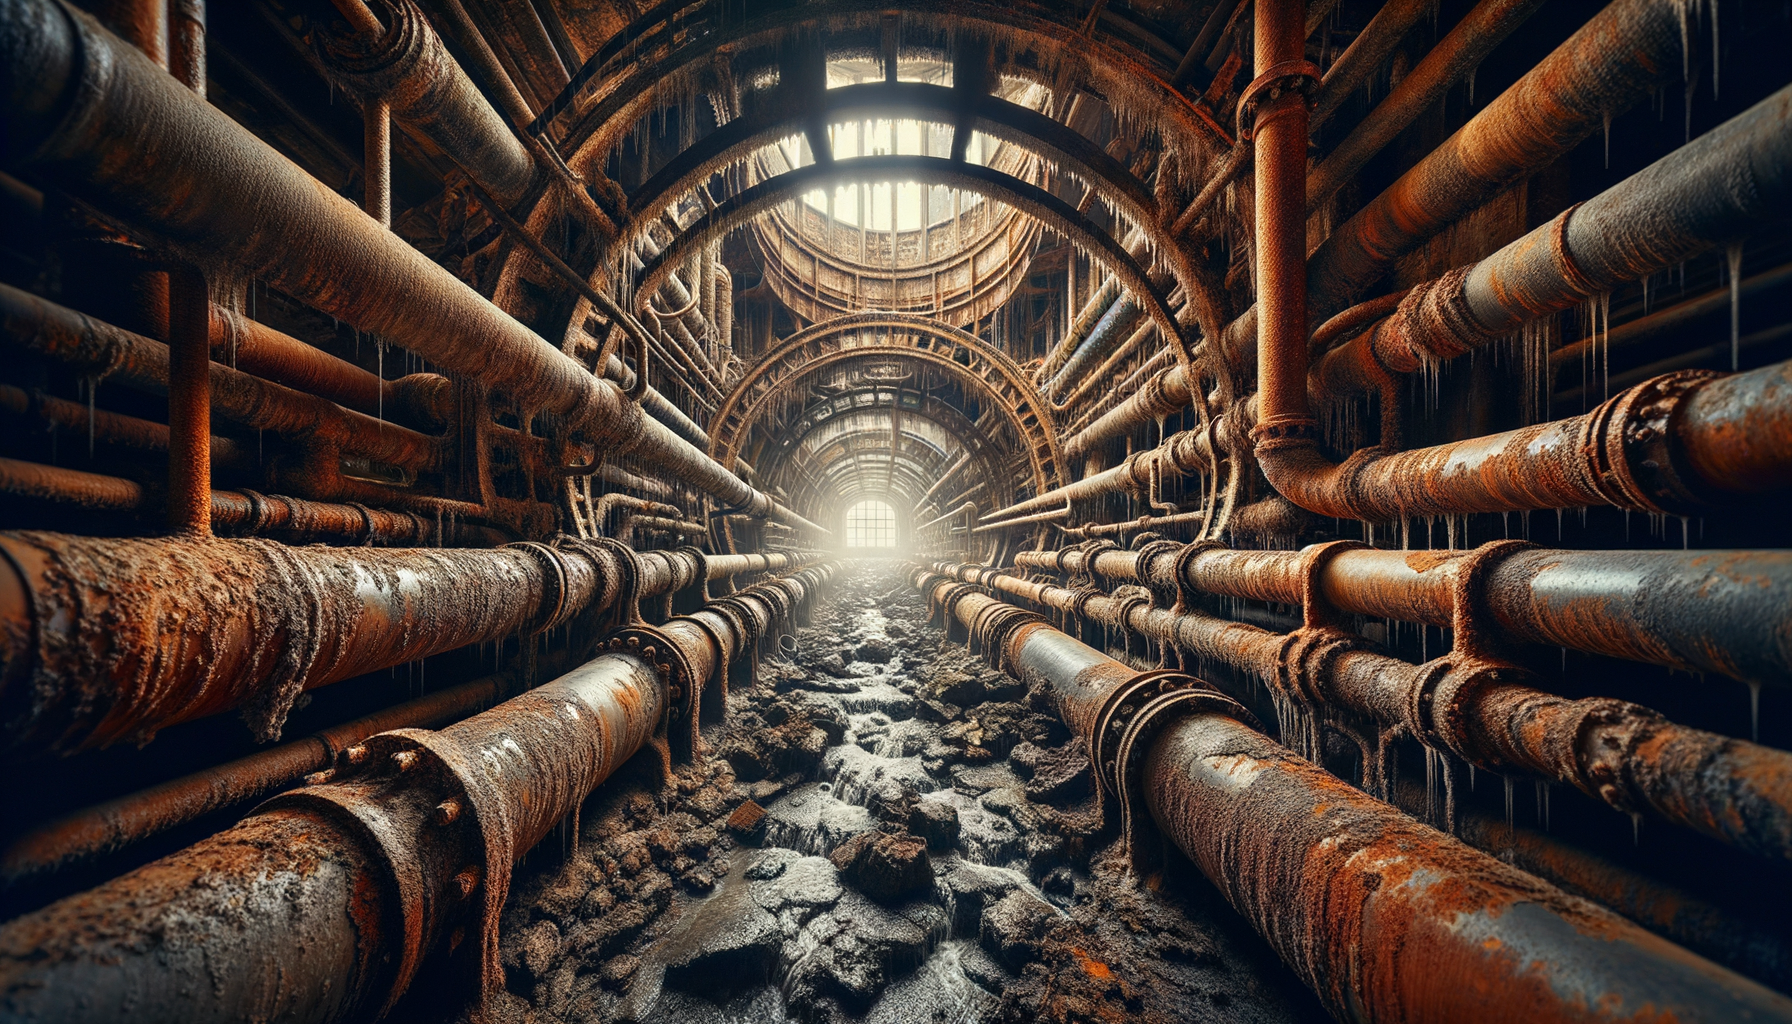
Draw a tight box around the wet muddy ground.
[480,561,1326,1024]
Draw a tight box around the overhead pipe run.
[1317,84,1792,397]
[0,0,822,534]
[1013,541,1792,686]
[0,530,824,756]
[910,567,1792,1022]
[0,564,838,1024]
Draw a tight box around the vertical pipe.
[168,0,203,95]
[1252,0,1312,434]
[365,97,390,227]
[164,266,210,535]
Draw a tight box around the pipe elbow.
[1255,435,1373,520]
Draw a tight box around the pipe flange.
[1088,670,1205,799]
[1170,539,1227,612]
[1583,370,1722,515]
[267,728,485,1018]
[1236,59,1321,141]
[567,536,642,626]
[1406,655,1535,766]
[504,541,570,634]
[1131,538,1184,593]
[601,624,700,760]
[1113,685,1259,876]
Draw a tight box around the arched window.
[845,500,897,549]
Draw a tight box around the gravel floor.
[474,561,1327,1024]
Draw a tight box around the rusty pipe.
[209,306,449,428]
[0,458,503,545]
[0,2,821,531]
[1262,360,1792,521]
[1016,542,1792,685]
[317,0,538,209]
[0,565,837,1023]
[985,429,1213,522]
[1320,85,1792,396]
[1252,0,1311,435]
[926,563,1792,859]
[1307,0,1432,129]
[0,669,508,887]
[1,283,444,472]
[1306,0,1549,212]
[1062,364,1192,461]
[0,531,820,754]
[0,388,249,469]
[1144,713,1792,1023]
[1305,0,1690,319]
[912,567,1792,1020]
[165,265,209,534]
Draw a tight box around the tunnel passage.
[1,0,1791,1022]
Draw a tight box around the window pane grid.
[846,501,896,548]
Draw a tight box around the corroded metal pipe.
[1015,542,1792,685]
[911,568,1792,1022]
[983,429,1212,523]
[0,458,503,545]
[0,565,837,1023]
[0,0,821,532]
[1305,0,1689,318]
[925,563,1792,859]
[1061,363,1192,461]
[1319,85,1792,396]
[1306,0,1548,211]
[1261,360,1792,520]
[0,670,508,887]
[0,532,822,754]
[317,0,539,209]
[1,283,444,472]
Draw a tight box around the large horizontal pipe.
[1388,780,1792,993]
[0,531,822,754]
[317,0,539,209]
[1015,541,1792,684]
[1061,364,1192,461]
[1259,360,1792,520]
[0,565,837,1023]
[912,569,1792,1021]
[1,670,509,887]
[1306,0,1548,211]
[1,283,444,472]
[1319,85,1792,396]
[0,458,504,545]
[984,429,1212,523]
[0,387,250,470]
[1305,0,1688,318]
[0,0,820,532]
[927,562,1792,859]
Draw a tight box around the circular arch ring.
[623,82,1156,261]
[762,389,1015,511]
[708,311,1065,497]
[550,2,1230,179]
[637,156,1187,365]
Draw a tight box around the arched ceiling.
[483,2,1241,540]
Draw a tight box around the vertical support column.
[165,266,211,535]
[1250,0,1316,435]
